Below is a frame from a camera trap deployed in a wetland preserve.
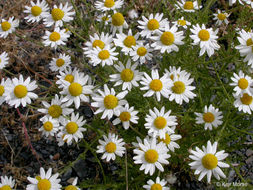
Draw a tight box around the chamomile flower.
[130,43,152,64]
[56,132,72,146]
[0,78,11,105]
[24,0,49,23]
[43,2,75,27]
[189,141,229,183]
[234,93,253,114]
[195,105,223,130]
[230,71,253,96]
[60,113,86,144]
[49,53,71,72]
[176,0,201,12]
[109,60,143,91]
[0,176,15,190]
[112,103,139,129]
[167,72,196,105]
[91,84,128,119]
[60,73,94,109]
[0,17,19,38]
[95,0,124,12]
[150,24,185,54]
[213,10,229,25]
[96,14,111,25]
[173,16,191,29]
[190,24,220,57]
[133,138,170,175]
[243,0,253,8]
[145,107,177,139]
[229,0,243,6]
[43,27,70,49]
[138,13,167,38]
[140,70,170,102]
[143,177,170,190]
[110,12,128,35]
[38,94,74,122]
[26,167,61,190]
[4,75,38,108]
[39,116,59,137]
[164,66,188,81]
[0,51,9,69]
[56,67,82,89]
[64,177,80,190]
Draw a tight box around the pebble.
[246,149,253,157]
[62,168,72,182]
[246,156,253,165]
[73,159,87,179]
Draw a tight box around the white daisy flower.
[60,72,94,109]
[60,112,86,144]
[91,84,128,119]
[97,133,126,162]
[145,107,177,139]
[189,141,229,183]
[164,66,188,81]
[56,132,72,147]
[112,103,139,129]
[26,167,61,190]
[38,94,74,122]
[96,13,111,25]
[4,75,38,108]
[229,0,243,6]
[43,2,75,27]
[213,10,230,25]
[0,176,15,190]
[24,0,49,23]
[167,72,196,105]
[175,0,201,12]
[230,70,253,96]
[234,92,253,114]
[0,78,11,105]
[138,13,167,38]
[244,0,253,8]
[0,17,19,38]
[65,177,80,190]
[150,24,185,54]
[132,136,150,149]
[190,24,220,57]
[140,69,170,102]
[109,60,143,91]
[195,105,223,130]
[49,53,71,72]
[133,138,170,175]
[130,43,153,64]
[95,0,124,12]
[39,116,59,137]
[110,12,128,35]
[172,16,191,29]
[143,177,170,190]
[42,27,70,49]
[0,51,9,69]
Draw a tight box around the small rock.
[53,153,60,160]
[61,168,72,182]
[228,169,236,183]
[246,149,253,157]
[73,159,87,179]
[246,156,253,164]
[67,177,75,184]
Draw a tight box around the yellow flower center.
[51,8,64,21]
[105,142,117,153]
[172,81,185,94]
[137,47,147,56]
[121,68,134,82]
[1,21,11,31]
[238,78,248,89]
[102,16,109,21]
[0,185,12,190]
[178,19,186,26]
[104,0,115,8]
[92,39,105,49]
[64,74,74,83]
[49,32,61,42]
[68,82,83,96]
[246,38,253,46]
[184,1,194,10]
[98,50,110,60]
[37,179,51,190]
[65,185,77,190]
[201,153,218,170]
[43,121,53,131]
[119,111,131,121]
[123,36,136,48]
[154,116,167,129]
[104,95,118,109]
[240,93,253,105]
[31,6,42,16]
[158,133,171,145]
[145,149,159,163]
[149,79,163,91]
[0,58,1,63]
[160,31,175,45]
[203,112,215,123]
[217,13,226,21]
[0,85,4,96]
[112,12,124,26]
[48,105,62,118]
[66,122,78,134]
[147,19,159,31]
[151,183,162,190]
[198,29,210,41]
[56,58,65,67]
[14,85,28,98]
